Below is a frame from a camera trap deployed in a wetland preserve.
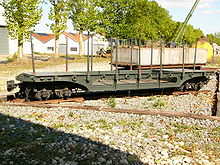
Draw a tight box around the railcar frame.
[7,37,215,101]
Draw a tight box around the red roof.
[32,32,89,43]
[63,32,88,42]
[32,33,55,43]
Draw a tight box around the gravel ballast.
[0,105,220,165]
[63,75,217,116]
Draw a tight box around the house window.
[47,47,54,51]
[70,47,77,51]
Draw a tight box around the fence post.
[65,36,68,72]
[30,34,36,74]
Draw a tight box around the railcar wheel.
[195,81,204,91]
[24,88,31,101]
[34,90,42,101]
[41,88,51,100]
[180,80,205,91]
[63,88,71,100]
[54,90,63,98]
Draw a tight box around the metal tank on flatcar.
[112,47,207,68]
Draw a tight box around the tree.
[0,0,42,58]
[98,0,133,38]
[68,0,100,55]
[207,32,220,45]
[183,24,203,46]
[129,0,176,41]
[98,0,176,41]
[48,0,69,57]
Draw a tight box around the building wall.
[31,38,55,54]
[23,40,31,55]
[0,26,9,55]
[8,38,17,55]
[59,34,109,55]
[0,4,18,56]
[59,34,79,55]
[0,26,18,56]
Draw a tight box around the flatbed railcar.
[7,69,214,101]
[7,38,215,101]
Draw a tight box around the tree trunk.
[54,37,59,58]
[17,39,23,58]
[79,32,84,56]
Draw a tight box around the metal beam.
[174,0,200,43]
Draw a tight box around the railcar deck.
[15,68,214,93]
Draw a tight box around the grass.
[152,98,167,109]
[117,119,143,129]
[95,119,115,130]
[106,96,117,108]
[84,124,96,130]
[147,96,157,101]
[50,123,77,129]
[142,132,149,138]
[152,98,167,108]
[68,112,74,117]
[144,96,167,109]
[7,53,18,63]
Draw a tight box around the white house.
[59,32,88,55]
[0,25,16,56]
[31,32,87,55]
[212,43,220,55]
[31,32,109,55]
[31,33,56,54]
[62,32,109,55]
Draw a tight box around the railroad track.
[172,90,211,95]
[1,101,220,122]
[0,89,219,122]
[8,97,84,104]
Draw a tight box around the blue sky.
[35,0,220,35]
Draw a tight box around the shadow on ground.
[0,113,145,165]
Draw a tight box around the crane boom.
[174,0,200,43]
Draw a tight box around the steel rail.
[1,101,220,122]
